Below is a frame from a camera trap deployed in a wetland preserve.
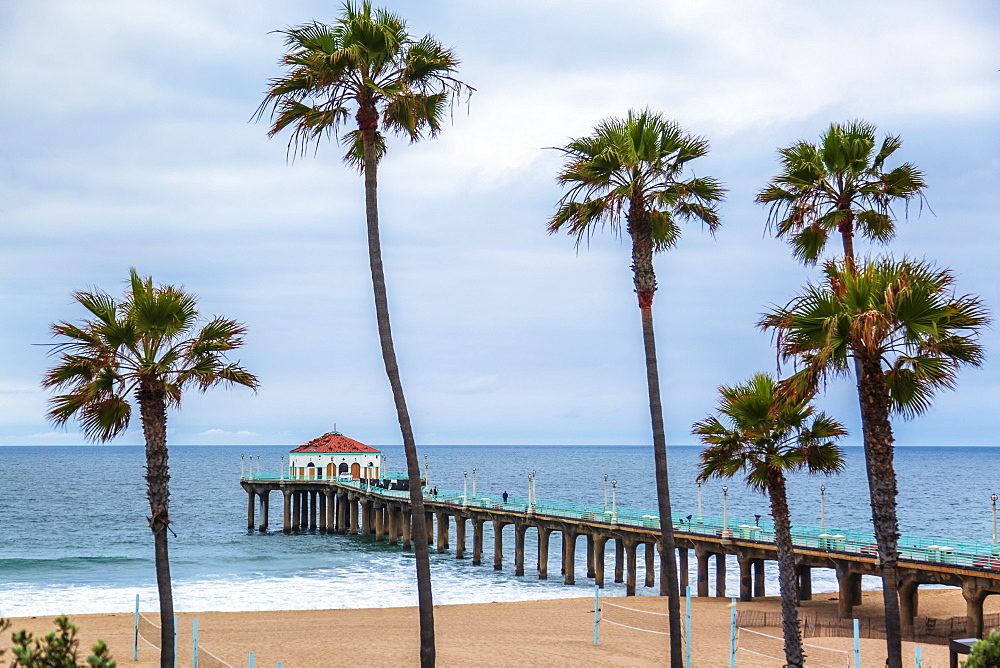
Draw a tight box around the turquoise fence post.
[192,618,199,668]
[133,595,139,661]
[685,585,692,668]
[853,618,860,668]
[173,614,179,668]
[249,651,255,668]
[729,598,737,668]
[915,645,922,668]
[593,585,600,646]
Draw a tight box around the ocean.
[1,444,998,617]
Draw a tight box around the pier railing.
[241,473,1000,571]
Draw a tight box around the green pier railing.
[241,473,1000,571]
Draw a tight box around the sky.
[0,0,997,448]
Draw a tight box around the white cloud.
[0,0,996,448]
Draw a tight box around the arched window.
[338,463,349,475]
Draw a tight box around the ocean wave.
[0,555,147,575]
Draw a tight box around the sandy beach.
[4,589,998,667]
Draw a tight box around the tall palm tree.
[760,258,988,667]
[256,4,470,664]
[549,109,725,666]
[756,121,926,265]
[694,373,846,668]
[757,121,926,665]
[43,270,258,668]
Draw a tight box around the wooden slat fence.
[736,610,1000,646]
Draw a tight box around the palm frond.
[257,4,470,167]
[763,256,988,424]
[551,110,723,261]
[694,372,846,494]
[757,121,926,264]
[43,272,257,443]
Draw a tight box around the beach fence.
[735,622,853,666]
[134,596,278,667]
[191,617,233,668]
[593,586,692,667]
[735,605,856,667]
[738,607,1000,647]
[134,595,178,667]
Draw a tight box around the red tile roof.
[289,432,380,455]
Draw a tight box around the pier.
[240,473,1000,638]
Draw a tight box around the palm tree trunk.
[641,307,683,666]
[137,380,174,668]
[630,208,682,666]
[360,109,436,667]
[838,210,856,269]
[840,223,902,665]
[767,470,805,668]
[857,355,903,668]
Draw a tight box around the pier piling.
[455,516,466,558]
[537,527,549,580]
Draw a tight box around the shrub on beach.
[966,630,1000,667]
[0,616,116,667]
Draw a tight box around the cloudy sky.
[1,0,997,447]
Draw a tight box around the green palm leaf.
[256,1,472,168]
[757,122,926,264]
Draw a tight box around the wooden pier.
[241,476,1000,638]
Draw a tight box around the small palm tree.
[43,270,258,668]
[694,373,846,668]
[756,121,925,265]
[256,4,471,664]
[760,258,988,667]
[549,109,725,667]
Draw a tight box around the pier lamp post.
[241,454,245,480]
[722,486,729,535]
[611,479,618,527]
[527,473,534,515]
[472,467,478,497]
[820,485,827,529]
[697,482,703,523]
[603,474,609,512]
[463,471,468,508]
[256,454,261,477]
[424,454,429,488]
[280,455,284,480]
[992,493,998,547]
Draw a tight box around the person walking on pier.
[502,491,509,504]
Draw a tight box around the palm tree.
[694,373,846,668]
[760,258,988,667]
[43,270,258,668]
[756,121,925,265]
[255,4,471,664]
[549,109,725,666]
[757,121,926,666]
